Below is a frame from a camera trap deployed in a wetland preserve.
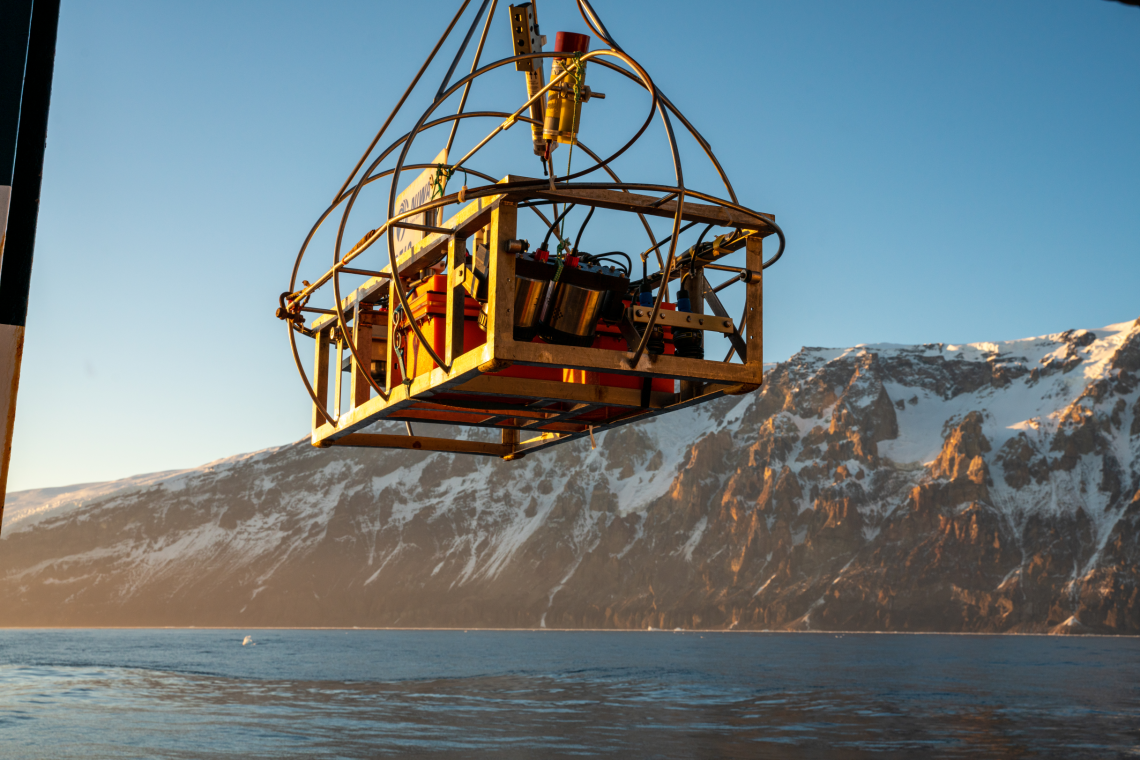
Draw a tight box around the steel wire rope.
[434,0,493,103]
[444,0,498,158]
[334,0,473,202]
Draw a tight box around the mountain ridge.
[3,318,1138,634]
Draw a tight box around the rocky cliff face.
[3,319,1139,633]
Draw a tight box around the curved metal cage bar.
[278,0,785,458]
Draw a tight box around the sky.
[6,0,1138,493]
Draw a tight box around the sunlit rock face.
[3,319,1139,634]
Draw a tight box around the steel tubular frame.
[281,0,785,457]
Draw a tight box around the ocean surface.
[0,630,1136,759]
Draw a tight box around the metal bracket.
[702,281,747,361]
[629,306,733,334]
[462,238,489,300]
[618,311,643,352]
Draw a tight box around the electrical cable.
[589,251,632,271]
[688,223,714,279]
[573,205,595,253]
[541,203,576,250]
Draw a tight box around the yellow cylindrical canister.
[543,32,590,146]
[525,70,548,155]
[508,3,549,155]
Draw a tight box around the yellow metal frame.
[307,179,772,460]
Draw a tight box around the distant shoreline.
[0,626,1133,638]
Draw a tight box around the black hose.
[688,223,715,278]
[639,220,699,263]
[573,205,595,253]
[541,203,576,250]
[586,258,630,276]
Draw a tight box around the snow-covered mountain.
[3,319,1138,633]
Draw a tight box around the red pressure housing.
[554,31,590,54]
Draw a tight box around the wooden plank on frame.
[445,234,467,367]
[350,304,372,409]
[746,235,764,373]
[486,200,517,357]
[451,375,673,409]
[311,327,330,434]
[331,433,510,457]
[498,339,761,386]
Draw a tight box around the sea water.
[0,629,1136,758]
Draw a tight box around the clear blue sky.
[7,0,1138,492]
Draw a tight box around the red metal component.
[554,31,590,54]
